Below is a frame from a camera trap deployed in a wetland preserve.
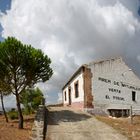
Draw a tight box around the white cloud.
[3,95,16,108]
[137,55,140,62]
[57,92,63,104]
[0,0,140,105]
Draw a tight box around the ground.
[96,115,140,140]
[0,114,34,140]
[46,107,127,140]
[1,107,140,140]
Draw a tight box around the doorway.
[68,87,71,105]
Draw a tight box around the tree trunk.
[0,93,8,123]
[16,94,23,129]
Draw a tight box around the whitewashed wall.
[89,58,140,113]
[63,71,84,105]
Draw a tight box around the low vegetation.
[96,115,140,140]
[8,109,18,120]
[20,87,44,115]
[47,103,63,107]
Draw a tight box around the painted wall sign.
[98,77,140,91]
[108,88,121,93]
[98,77,111,83]
[113,96,125,101]
[105,95,125,101]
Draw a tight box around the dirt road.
[46,107,128,140]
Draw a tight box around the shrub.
[22,108,35,115]
[8,110,18,120]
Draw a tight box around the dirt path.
[46,107,128,140]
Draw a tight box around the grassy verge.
[95,115,140,140]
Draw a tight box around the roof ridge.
[88,56,122,66]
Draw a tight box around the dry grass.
[0,114,35,140]
[96,115,140,140]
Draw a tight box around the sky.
[0,0,140,107]
[0,0,11,41]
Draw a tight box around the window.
[64,91,67,101]
[74,81,79,98]
[132,91,136,101]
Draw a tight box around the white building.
[62,57,140,117]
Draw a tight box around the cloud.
[0,0,140,105]
[3,95,16,108]
[57,92,63,104]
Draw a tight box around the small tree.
[21,87,44,114]
[0,37,53,129]
[0,92,9,122]
[0,78,11,123]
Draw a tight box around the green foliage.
[20,87,44,114]
[0,37,53,128]
[8,109,18,120]
[0,37,53,93]
[22,108,34,115]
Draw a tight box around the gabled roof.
[62,57,122,90]
[62,65,87,90]
[62,57,140,90]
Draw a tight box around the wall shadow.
[47,109,91,125]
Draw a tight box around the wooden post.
[130,106,133,124]
[42,98,45,105]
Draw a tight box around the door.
[68,87,71,105]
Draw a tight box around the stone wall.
[30,105,47,140]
